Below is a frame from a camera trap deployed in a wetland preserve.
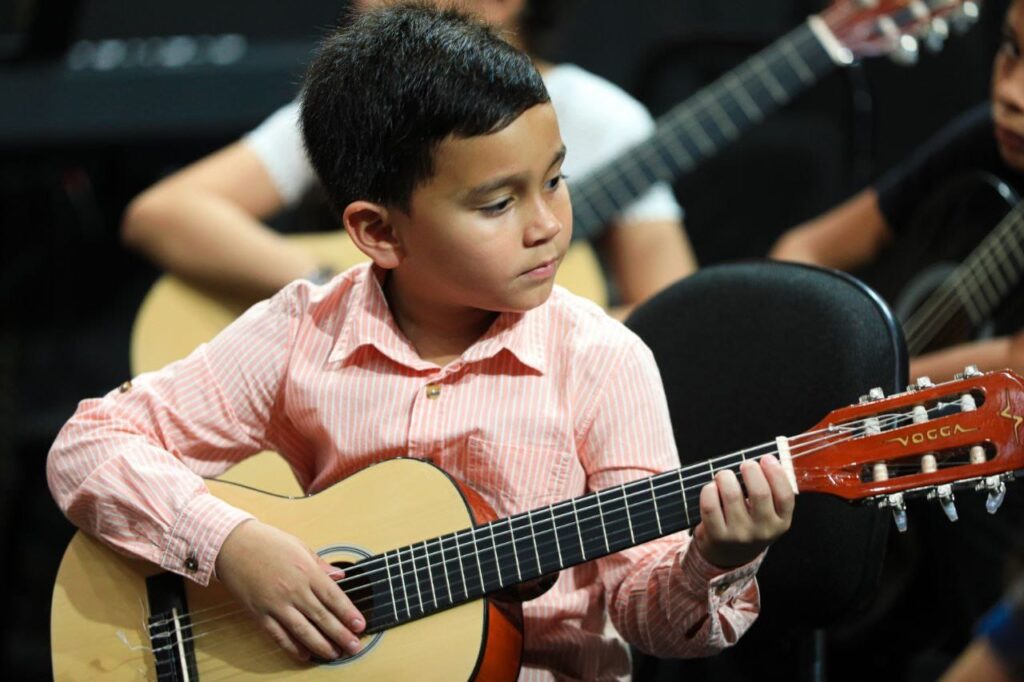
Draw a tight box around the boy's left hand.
[692,455,795,569]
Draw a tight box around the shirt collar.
[329,264,546,374]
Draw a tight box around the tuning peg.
[858,387,885,403]
[924,17,949,53]
[906,376,931,391]
[882,493,908,532]
[954,364,983,380]
[890,34,919,65]
[950,1,981,35]
[928,484,958,522]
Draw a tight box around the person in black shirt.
[771,0,1024,381]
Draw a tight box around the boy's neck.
[383,272,500,367]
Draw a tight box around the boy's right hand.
[215,519,366,662]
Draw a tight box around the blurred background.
[0,0,1008,677]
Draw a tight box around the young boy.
[48,4,794,679]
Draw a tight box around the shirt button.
[118,380,132,393]
[184,555,199,572]
[425,384,442,399]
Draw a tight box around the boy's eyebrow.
[464,146,567,199]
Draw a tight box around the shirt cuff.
[679,540,765,606]
[160,492,255,586]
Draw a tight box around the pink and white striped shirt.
[48,263,762,681]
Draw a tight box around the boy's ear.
[342,201,403,270]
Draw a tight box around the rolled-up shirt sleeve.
[47,287,300,585]
[576,334,763,657]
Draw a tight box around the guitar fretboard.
[347,456,730,634]
[569,20,836,241]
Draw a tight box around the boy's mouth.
[522,258,559,279]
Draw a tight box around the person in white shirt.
[121,0,696,319]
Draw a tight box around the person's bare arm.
[605,217,697,321]
[122,141,321,302]
[910,329,1024,382]
[769,189,893,271]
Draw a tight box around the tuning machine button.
[881,492,908,532]
[924,16,949,52]
[859,387,885,403]
[951,1,981,34]
[979,475,1007,514]
[928,484,958,522]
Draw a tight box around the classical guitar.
[129,0,972,378]
[52,368,1024,680]
[891,174,1024,355]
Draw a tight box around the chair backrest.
[625,260,907,680]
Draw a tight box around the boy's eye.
[480,198,512,215]
[545,173,567,191]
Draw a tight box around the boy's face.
[387,102,571,315]
[993,0,1024,171]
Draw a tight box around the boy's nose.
[524,199,563,245]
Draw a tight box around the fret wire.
[490,521,503,587]
[383,551,400,623]
[436,536,451,606]
[550,504,565,567]
[595,490,610,553]
[781,39,814,83]
[649,477,663,535]
[570,497,586,562]
[621,484,636,544]
[507,517,522,582]
[527,509,543,574]
[678,469,691,526]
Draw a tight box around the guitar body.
[51,459,523,681]
[859,172,1023,353]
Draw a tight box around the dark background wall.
[0,0,1007,677]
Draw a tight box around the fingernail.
[348,638,362,654]
[352,617,365,630]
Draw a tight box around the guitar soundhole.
[313,547,387,666]
[329,560,379,626]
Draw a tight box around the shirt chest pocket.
[456,435,579,517]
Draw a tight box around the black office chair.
[625,260,907,681]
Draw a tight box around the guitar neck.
[905,202,1024,355]
[570,19,837,241]
[347,448,764,634]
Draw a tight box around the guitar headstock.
[819,0,980,65]
[790,367,1023,530]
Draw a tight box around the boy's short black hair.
[301,2,550,214]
